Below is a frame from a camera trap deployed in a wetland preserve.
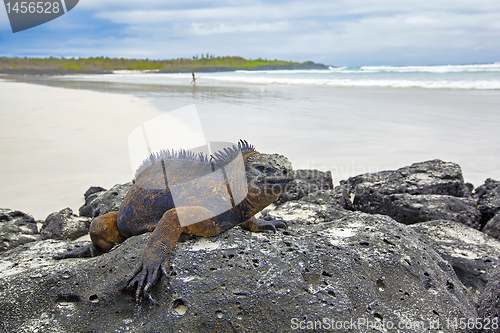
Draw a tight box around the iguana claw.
[53,243,103,259]
[255,217,288,233]
[127,255,167,304]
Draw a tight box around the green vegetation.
[126,62,163,71]
[63,63,81,71]
[0,56,303,73]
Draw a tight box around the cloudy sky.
[1,0,499,66]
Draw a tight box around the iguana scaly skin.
[55,140,293,302]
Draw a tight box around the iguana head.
[211,140,294,215]
[245,152,294,195]
[242,149,294,215]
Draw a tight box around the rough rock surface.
[0,207,476,332]
[0,208,40,253]
[263,188,348,224]
[79,183,132,218]
[83,186,107,201]
[276,169,333,205]
[475,178,500,227]
[483,212,500,241]
[340,159,481,228]
[410,220,500,306]
[385,194,481,228]
[40,208,91,241]
[476,266,500,330]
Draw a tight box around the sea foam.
[58,62,500,90]
[202,63,500,90]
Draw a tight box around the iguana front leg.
[126,206,214,303]
[240,216,288,233]
[127,209,181,303]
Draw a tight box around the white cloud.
[189,21,290,35]
[4,0,500,65]
[93,3,329,24]
[405,16,438,25]
[0,4,11,29]
[78,0,219,10]
[92,1,500,64]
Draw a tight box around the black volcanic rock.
[339,159,480,227]
[40,208,91,240]
[277,169,333,205]
[0,210,476,332]
[83,186,107,201]
[79,183,132,218]
[410,220,500,306]
[384,194,481,229]
[476,266,500,331]
[0,208,40,253]
[482,212,500,241]
[475,178,500,227]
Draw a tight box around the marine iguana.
[54,140,293,302]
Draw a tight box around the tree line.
[0,56,299,72]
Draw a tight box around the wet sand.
[0,78,162,220]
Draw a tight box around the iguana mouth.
[258,174,295,192]
[263,175,294,184]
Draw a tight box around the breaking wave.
[202,63,500,90]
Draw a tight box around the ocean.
[51,62,500,90]
[184,63,500,90]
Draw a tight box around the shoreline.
[4,70,499,92]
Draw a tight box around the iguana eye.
[255,166,266,173]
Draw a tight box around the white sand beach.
[0,79,162,220]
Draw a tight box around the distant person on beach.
[191,70,196,84]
